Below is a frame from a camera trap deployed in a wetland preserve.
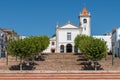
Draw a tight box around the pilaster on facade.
[72,46,74,53]
[64,45,66,53]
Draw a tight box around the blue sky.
[0,0,120,37]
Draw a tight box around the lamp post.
[0,37,1,58]
[112,51,114,65]
[4,34,8,65]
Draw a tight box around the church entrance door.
[60,45,64,53]
[66,44,72,53]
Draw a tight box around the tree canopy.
[7,36,49,70]
[74,35,107,70]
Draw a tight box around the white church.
[44,7,111,53]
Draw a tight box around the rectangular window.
[67,32,71,40]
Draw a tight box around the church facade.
[44,7,91,53]
[44,7,112,53]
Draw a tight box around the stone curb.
[0,70,120,73]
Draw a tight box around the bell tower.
[79,7,91,36]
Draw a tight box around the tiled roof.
[80,7,90,16]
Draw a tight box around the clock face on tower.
[83,19,87,23]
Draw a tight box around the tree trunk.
[16,56,17,61]
[26,60,30,66]
[105,52,107,61]
[32,56,35,65]
[94,61,97,71]
[20,59,23,70]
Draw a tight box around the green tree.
[7,36,50,70]
[7,39,31,70]
[74,35,107,70]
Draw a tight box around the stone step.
[45,55,78,58]
[36,63,79,66]
[44,59,78,61]
[45,58,78,60]
[43,53,78,56]
[0,53,81,70]
[0,71,120,80]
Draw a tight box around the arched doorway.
[66,44,72,53]
[51,48,55,53]
[60,45,64,53]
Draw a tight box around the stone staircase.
[35,53,82,70]
[0,53,120,80]
[0,58,6,65]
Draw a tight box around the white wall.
[58,29,80,43]
[80,17,90,36]
[20,36,27,39]
[43,37,56,53]
[55,23,82,53]
[116,28,120,41]
[93,35,112,52]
